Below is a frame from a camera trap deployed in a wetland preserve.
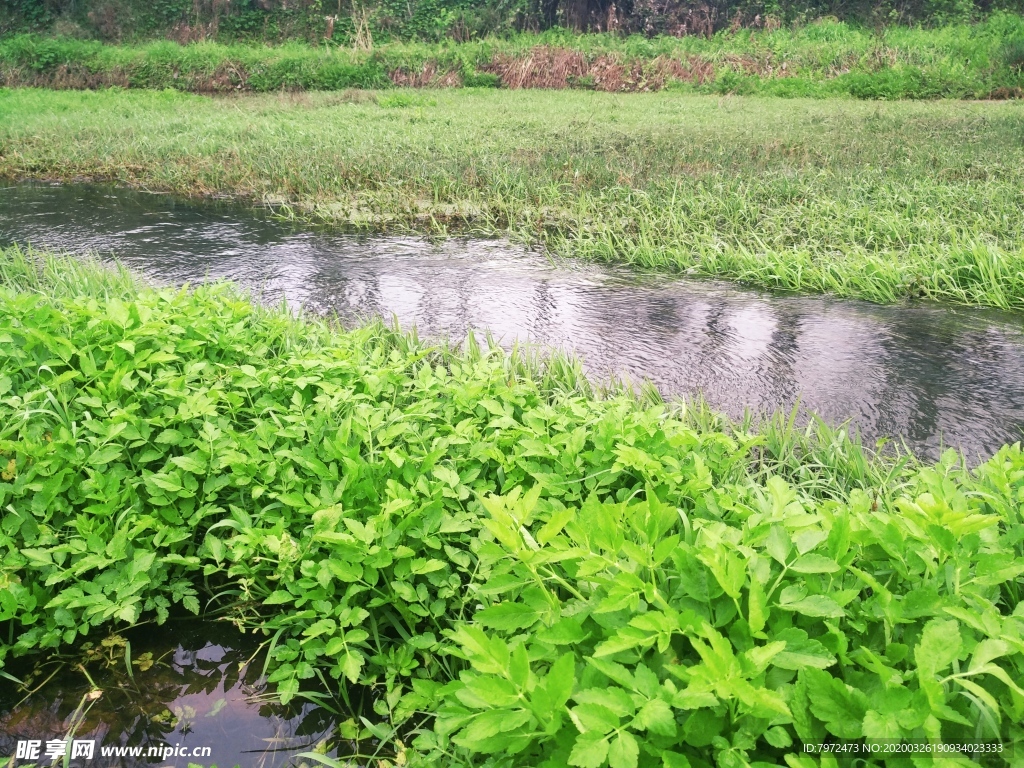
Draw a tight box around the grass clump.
[2,87,1024,308]
[2,248,1024,767]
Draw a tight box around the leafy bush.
[1,250,1023,767]
[0,248,753,703]
[424,461,1024,766]
[463,70,501,86]
[5,0,1024,41]
[246,57,391,90]
[1003,38,1024,72]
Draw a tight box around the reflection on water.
[3,182,1024,462]
[0,622,337,768]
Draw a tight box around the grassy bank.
[3,14,1024,97]
[3,87,1024,308]
[1,248,1023,767]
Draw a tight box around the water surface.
[0,622,343,768]
[3,182,1023,461]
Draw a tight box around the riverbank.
[3,15,1024,97]
[1,247,1023,766]
[3,87,1024,308]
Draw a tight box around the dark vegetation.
[3,0,1024,43]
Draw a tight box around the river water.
[3,182,1024,462]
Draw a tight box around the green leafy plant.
[1,249,1023,768]
[1003,38,1024,72]
[462,70,500,87]
[426,465,1024,767]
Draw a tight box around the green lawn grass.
[3,86,1023,308]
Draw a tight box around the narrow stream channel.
[3,182,1024,463]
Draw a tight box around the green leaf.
[571,703,620,734]
[772,628,836,670]
[766,525,792,564]
[433,465,461,487]
[475,602,540,631]
[609,732,639,768]
[171,452,206,473]
[764,726,793,748]
[410,558,447,575]
[154,428,184,445]
[672,687,718,709]
[88,444,122,466]
[801,668,867,739]
[593,627,653,657]
[748,575,767,634]
[662,753,691,768]
[278,492,308,508]
[915,618,961,674]
[459,710,515,744]
[569,733,610,768]
[303,618,337,639]
[862,710,903,739]
[509,642,530,688]
[699,546,745,599]
[969,638,1010,671]
[537,618,587,645]
[789,554,840,573]
[575,687,636,718]
[544,653,576,710]
[340,650,363,683]
[588,657,635,689]
[205,535,225,563]
[539,507,576,545]
[779,594,845,619]
[633,698,676,736]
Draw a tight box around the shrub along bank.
[2,14,1024,97]
[1,248,1023,767]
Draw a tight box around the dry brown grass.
[985,86,1024,99]
[480,46,718,91]
[388,61,463,87]
[0,62,245,91]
